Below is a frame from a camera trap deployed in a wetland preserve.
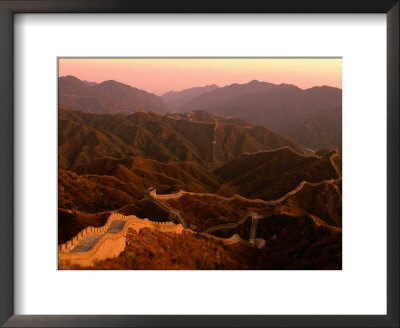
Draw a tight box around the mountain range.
[59,76,342,150]
[59,75,169,114]
[58,107,306,170]
[161,84,219,110]
[179,80,342,150]
[58,108,340,222]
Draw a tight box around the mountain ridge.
[59,76,170,114]
[58,107,308,170]
[161,84,219,110]
[179,80,342,150]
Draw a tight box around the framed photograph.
[0,1,398,327]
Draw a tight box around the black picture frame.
[0,1,398,327]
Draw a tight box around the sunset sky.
[58,58,342,95]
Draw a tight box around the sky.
[58,58,342,96]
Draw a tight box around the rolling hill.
[59,155,221,213]
[179,80,342,150]
[161,84,219,111]
[214,147,339,200]
[58,107,307,170]
[59,75,169,114]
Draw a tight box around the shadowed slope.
[180,81,342,150]
[161,84,219,110]
[59,108,307,169]
[71,228,257,270]
[59,75,169,114]
[214,147,338,200]
[59,156,222,213]
[162,176,342,232]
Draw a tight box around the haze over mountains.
[179,81,342,150]
[161,84,219,110]
[59,76,342,150]
[59,75,169,114]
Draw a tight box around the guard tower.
[249,212,260,244]
[143,187,157,200]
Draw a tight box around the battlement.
[144,186,157,199]
[58,212,247,268]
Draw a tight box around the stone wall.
[58,213,123,253]
[58,213,254,268]
[147,191,189,228]
[58,214,187,268]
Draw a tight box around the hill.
[214,147,339,200]
[287,105,342,150]
[180,80,342,150]
[58,107,307,170]
[161,173,341,232]
[161,84,219,111]
[59,156,221,213]
[59,75,169,114]
[71,228,258,270]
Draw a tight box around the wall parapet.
[146,192,189,229]
[58,212,129,253]
[58,213,249,268]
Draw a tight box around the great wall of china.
[58,213,258,268]
[58,214,184,268]
[143,187,189,228]
[58,150,341,268]
[153,150,341,238]
[153,151,341,206]
[239,145,321,159]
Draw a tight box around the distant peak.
[97,79,134,89]
[60,75,81,81]
[223,80,276,88]
[163,84,220,95]
[82,80,98,87]
[305,85,342,91]
[278,83,301,90]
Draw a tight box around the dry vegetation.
[72,228,257,270]
[70,220,341,270]
[163,179,342,232]
[214,148,338,200]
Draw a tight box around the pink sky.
[59,58,342,95]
